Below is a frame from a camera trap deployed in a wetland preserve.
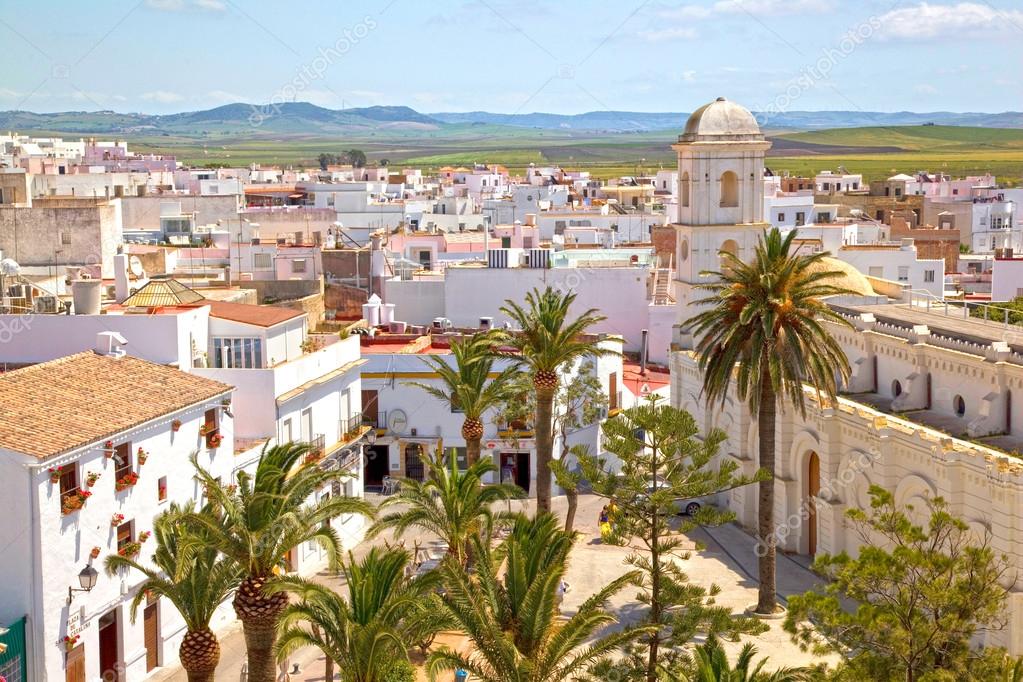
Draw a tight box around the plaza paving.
[153,493,837,681]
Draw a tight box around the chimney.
[640,329,649,375]
[113,250,130,302]
[95,331,127,358]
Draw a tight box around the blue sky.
[0,0,1020,114]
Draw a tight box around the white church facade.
[669,98,1023,654]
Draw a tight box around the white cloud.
[637,27,698,42]
[914,84,939,94]
[660,0,823,19]
[141,90,184,103]
[145,0,226,11]
[876,2,1023,41]
[682,69,697,82]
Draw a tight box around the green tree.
[346,149,368,167]
[579,398,767,682]
[370,450,523,567]
[273,546,435,682]
[408,332,517,466]
[686,228,854,615]
[690,635,814,682]
[498,287,612,514]
[785,486,1012,682]
[428,513,648,681]
[183,443,374,682]
[104,502,242,682]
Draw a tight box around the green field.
[104,124,1023,187]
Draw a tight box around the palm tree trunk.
[535,386,556,513]
[755,374,778,615]
[239,615,279,682]
[564,487,578,534]
[466,436,481,467]
[179,627,219,682]
[324,656,334,681]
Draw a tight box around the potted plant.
[138,530,151,543]
[63,635,80,652]
[117,541,142,558]
[48,466,63,484]
[103,440,115,458]
[114,472,140,491]
[85,472,100,488]
[110,513,125,527]
[199,423,213,436]
[61,491,90,516]
[89,546,101,560]
[171,419,182,432]
[208,433,223,448]
[137,448,148,466]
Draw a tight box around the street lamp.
[67,564,99,604]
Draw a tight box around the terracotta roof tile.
[0,352,232,459]
[204,301,305,328]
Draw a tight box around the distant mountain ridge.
[0,102,1020,136]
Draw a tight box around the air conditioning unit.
[479,316,493,330]
[432,317,452,331]
[33,296,58,313]
[6,284,26,299]
[389,321,407,333]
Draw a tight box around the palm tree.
[499,286,610,514]
[691,635,812,681]
[407,332,517,466]
[686,228,854,615]
[184,443,374,682]
[370,450,523,566]
[273,546,434,682]
[427,513,648,681]
[104,502,242,682]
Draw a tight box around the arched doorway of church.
[807,451,820,556]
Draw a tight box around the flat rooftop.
[831,301,1023,355]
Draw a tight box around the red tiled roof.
[622,362,670,396]
[0,352,232,459]
[205,301,304,328]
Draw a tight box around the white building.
[668,97,1023,655]
[358,330,623,493]
[0,347,235,682]
[834,240,945,299]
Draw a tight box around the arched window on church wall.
[681,172,690,207]
[720,171,739,208]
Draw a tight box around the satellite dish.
[0,258,20,276]
[128,256,145,278]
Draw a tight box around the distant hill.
[0,103,1021,138]
[776,125,1023,152]
[0,103,442,136]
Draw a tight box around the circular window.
[892,380,902,397]
[680,238,689,262]
[954,395,966,417]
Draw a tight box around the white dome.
[680,97,763,141]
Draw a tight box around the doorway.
[65,644,85,682]
[807,452,820,557]
[364,445,390,491]
[98,609,121,682]
[143,601,160,672]
[500,452,530,493]
[404,443,425,481]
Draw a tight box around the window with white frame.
[253,253,272,269]
[292,259,307,274]
[212,337,263,368]
[898,266,909,281]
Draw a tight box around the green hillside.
[777,125,1023,152]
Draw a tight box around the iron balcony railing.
[342,413,363,437]
[303,434,326,461]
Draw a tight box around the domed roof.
[680,97,763,142]
[807,257,875,297]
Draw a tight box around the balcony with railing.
[303,434,326,464]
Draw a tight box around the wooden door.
[608,372,618,410]
[807,452,820,557]
[65,644,85,682]
[143,602,159,672]
[98,609,120,682]
[362,390,379,428]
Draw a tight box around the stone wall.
[325,282,368,319]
